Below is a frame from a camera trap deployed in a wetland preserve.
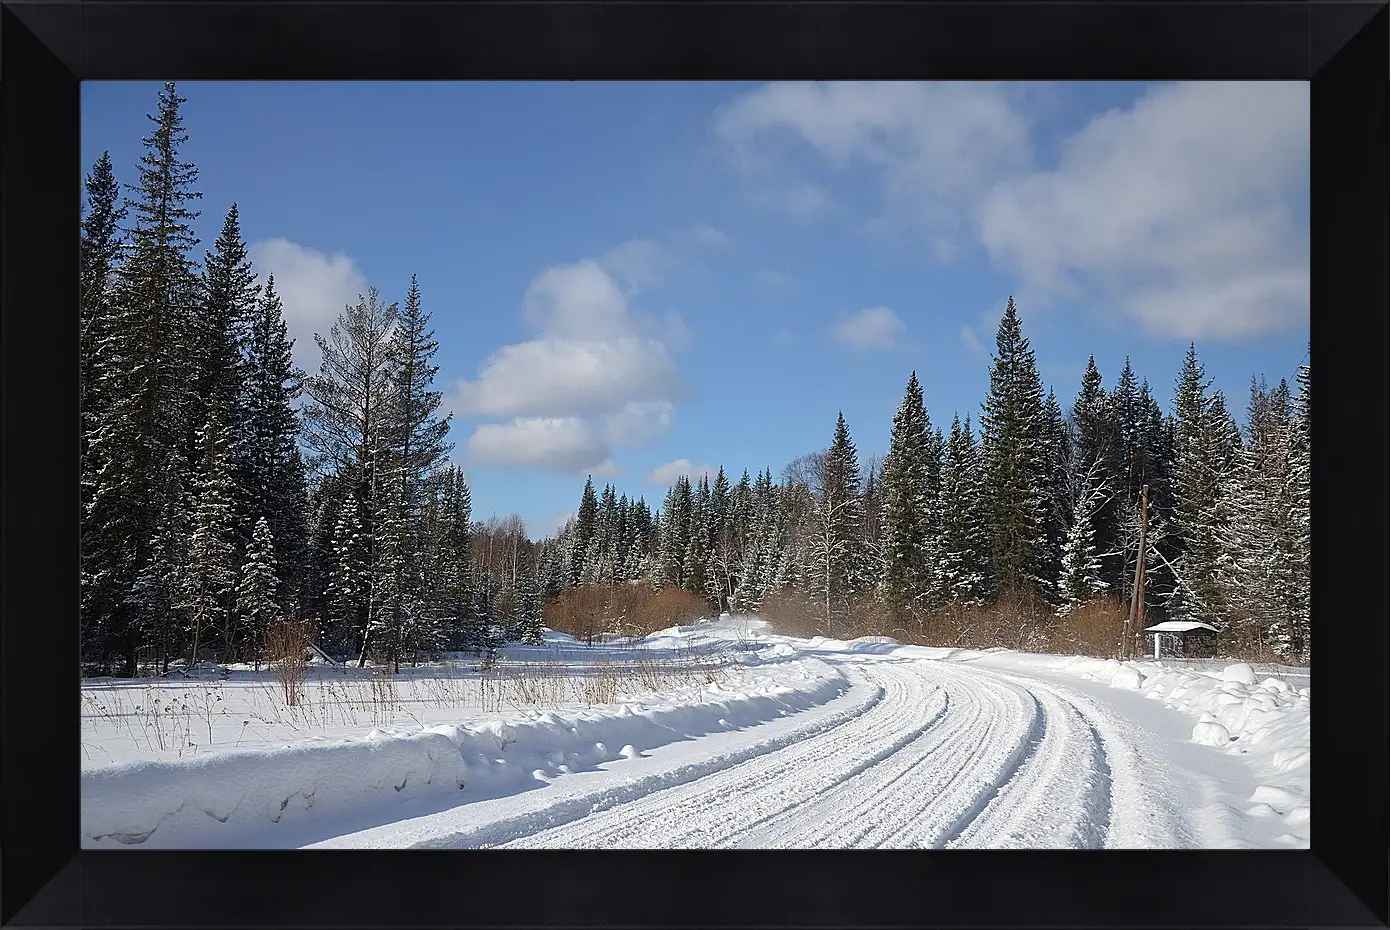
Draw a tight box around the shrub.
[543,585,711,644]
[264,618,311,706]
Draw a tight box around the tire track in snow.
[502,662,952,849]
[942,682,1111,849]
[417,653,1184,850]
[410,673,887,848]
[996,672,1187,848]
[730,661,1032,849]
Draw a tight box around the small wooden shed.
[1143,620,1218,659]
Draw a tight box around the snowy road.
[83,617,1307,849]
[310,644,1290,849]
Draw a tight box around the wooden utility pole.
[1136,484,1148,658]
[1124,484,1149,660]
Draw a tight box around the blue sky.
[82,81,1310,537]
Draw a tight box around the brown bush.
[758,590,822,639]
[746,588,1307,666]
[624,587,709,636]
[758,590,1141,660]
[1050,600,1128,656]
[543,585,711,644]
[264,618,311,706]
[543,586,609,645]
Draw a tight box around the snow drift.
[81,650,848,847]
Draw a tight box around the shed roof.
[1143,620,1219,633]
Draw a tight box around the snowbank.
[1013,654,1311,845]
[81,653,848,847]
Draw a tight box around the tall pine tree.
[238,275,310,611]
[195,203,259,461]
[938,416,990,605]
[1167,344,1236,627]
[83,83,203,672]
[979,297,1050,602]
[386,274,452,515]
[236,517,280,664]
[878,372,936,622]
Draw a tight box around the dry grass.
[83,636,738,762]
[475,644,729,714]
[79,682,227,760]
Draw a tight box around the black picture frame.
[3,2,1385,927]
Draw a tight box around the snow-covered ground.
[81,615,1309,849]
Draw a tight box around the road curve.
[465,653,1182,849]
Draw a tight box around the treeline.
[81,82,1309,674]
[80,83,545,676]
[551,299,1310,663]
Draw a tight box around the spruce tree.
[571,476,599,585]
[324,495,369,656]
[515,571,545,645]
[432,466,473,648]
[660,477,693,588]
[684,477,713,602]
[937,416,989,604]
[1057,457,1113,614]
[1039,388,1071,602]
[84,82,203,673]
[237,517,280,664]
[386,274,453,519]
[1221,377,1307,660]
[708,467,735,610]
[878,372,935,622]
[979,297,1049,601]
[180,411,239,663]
[808,413,865,632]
[369,471,414,671]
[239,274,310,610]
[1167,344,1235,627]
[80,152,127,467]
[1070,357,1124,590]
[598,483,619,583]
[1288,360,1311,661]
[196,203,259,459]
[128,515,189,674]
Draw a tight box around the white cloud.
[456,258,686,421]
[603,401,675,447]
[599,239,673,294]
[249,238,368,374]
[455,249,690,473]
[465,418,618,476]
[521,259,634,338]
[977,81,1309,340]
[714,82,1030,238]
[832,307,906,351]
[453,337,681,420]
[645,459,715,487]
[714,81,1309,343]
